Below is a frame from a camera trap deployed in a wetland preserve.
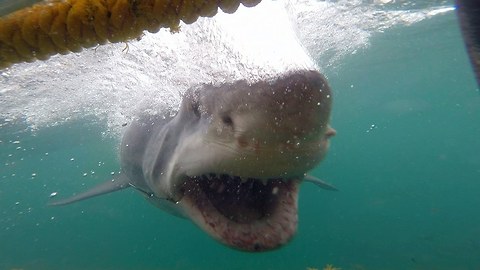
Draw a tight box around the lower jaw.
[177,180,300,252]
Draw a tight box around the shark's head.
[153,70,334,251]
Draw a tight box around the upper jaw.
[174,173,301,251]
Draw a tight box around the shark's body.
[52,69,336,251]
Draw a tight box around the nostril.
[192,102,201,118]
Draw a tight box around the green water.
[1,7,479,270]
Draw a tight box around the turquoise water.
[1,2,480,270]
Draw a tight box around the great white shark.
[51,69,337,251]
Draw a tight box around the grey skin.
[51,69,337,252]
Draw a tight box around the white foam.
[0,0,453,136]
[285,0,454,70]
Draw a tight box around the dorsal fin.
[49,174,131,206]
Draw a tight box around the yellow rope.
[0,0,261,69]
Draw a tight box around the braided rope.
[0,0,261,69]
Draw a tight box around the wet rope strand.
[0,0,261,69]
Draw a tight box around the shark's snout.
[168,70,334,251]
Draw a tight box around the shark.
[51,69,337,252]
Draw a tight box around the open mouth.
[177,174,300,251]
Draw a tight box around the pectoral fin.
[304,174,339,191]
[49,173,131,206]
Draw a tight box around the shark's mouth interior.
[179,174,299,251]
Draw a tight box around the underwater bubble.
[366,124,378,133]
[0,0,453,139]
[0,1,315,136]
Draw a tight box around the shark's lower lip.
[177,175,299,251]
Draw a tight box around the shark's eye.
[222,115,233,127]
